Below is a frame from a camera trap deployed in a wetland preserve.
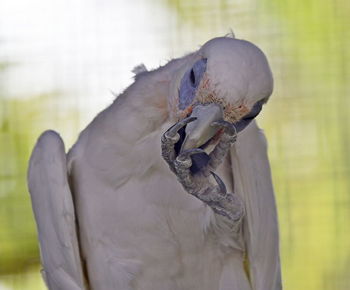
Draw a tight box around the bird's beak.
[180,100,265,152]
[181,103,223,152]
[233,99,264,132]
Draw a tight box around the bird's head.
[169,36,273,152]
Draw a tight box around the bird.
[28,36,282,290]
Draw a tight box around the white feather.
[28,130,85,290]
[230,121,282,290]
[28,37,281,290]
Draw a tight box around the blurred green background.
[0,0,349,289]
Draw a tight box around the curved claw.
[210,171,227,194]
[211,120,237,138]
[166,116,197,138]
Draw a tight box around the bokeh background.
[0,0,349,289]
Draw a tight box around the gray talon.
[167,116,197,137]
[161,119,243,226]
[210,171,227,194]
[161,117,197,172]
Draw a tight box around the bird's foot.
[204,120,237,174]
[161,119,243,224]
[174,149,244,223]
[161,116,197,173]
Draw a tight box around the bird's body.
[69,125,245,290]
[28,37,281,290]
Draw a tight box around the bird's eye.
[190,69,196,86]
[178,58,207,110]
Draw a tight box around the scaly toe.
[175,148,205,169]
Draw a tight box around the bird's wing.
[229,121,282,290]
[28,130,86,290]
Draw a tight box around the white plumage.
[28,36,282,290]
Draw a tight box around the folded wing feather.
[230,121,282,290]
[28,130,86,290]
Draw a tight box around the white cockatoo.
[28,36,282,290]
